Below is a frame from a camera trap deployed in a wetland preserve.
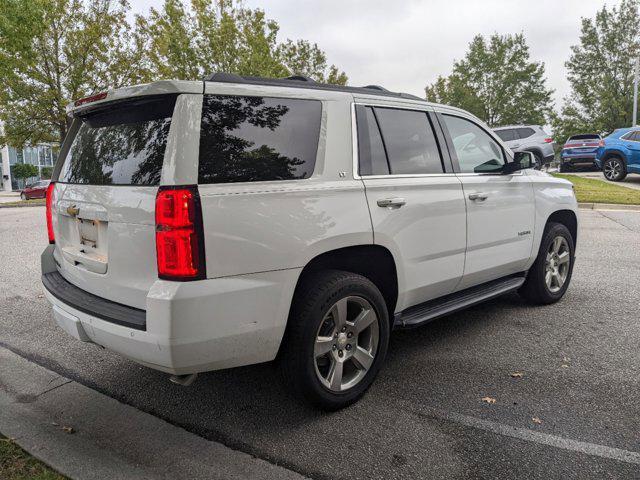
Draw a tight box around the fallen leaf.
[510,372,524,378]
[62,426,75,434]
[561,364,569,368]
[532,417,543,425]
[481,397,496,404]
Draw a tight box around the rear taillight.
[155,186,206,281]
[599,139,605,147]
[544,137,554,143]
[46,182,55,244]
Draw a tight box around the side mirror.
[503,151,534,174]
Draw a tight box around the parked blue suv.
[596,127,640,181]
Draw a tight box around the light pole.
[634,56,639,126]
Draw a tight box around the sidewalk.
[0,346,307,480]
[0,191,20,204]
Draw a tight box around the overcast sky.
[129,0,614,110]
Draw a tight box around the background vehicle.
[493,125,555,168]
[559,134,601,172]
[596,128,640,181]
[20,180,50,200]
[41,75,578,410]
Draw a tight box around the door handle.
[468,193,489,202]
[377,197,406,208]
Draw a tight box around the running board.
[394,275,526,329]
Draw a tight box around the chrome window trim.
[351,102,524,180]
[351,102,457,180]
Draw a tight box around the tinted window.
[626,131,640,141]
[374,108,443,174]
[443,115,505,173]
[495,129,517,142]
[59,96,175,185]
[198,95,321,184]
[517,127,536,139]
[568,134,600,141]
[356,106,389,175]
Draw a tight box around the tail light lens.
[599,139,605,147]
[155,186,206,281]
[544,137,554,143]
[46,182,56,244]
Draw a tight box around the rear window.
[198,95,322,184]
[568,134,600,142]
[59,96,176,185]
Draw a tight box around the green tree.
[135,0,347,84]
[40,166,53,179]
[0,0,145,147]
[12,163,39,183]
[553,0,640,142]
[425,33,553,127]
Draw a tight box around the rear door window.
[495,129,517,142]
[374,108,443,174]
[59,96,176,185]
[198,95,322,184]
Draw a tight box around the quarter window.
[443,115,505,174]
[198,95,322,184]
[374,108,443,174]
[517,127,536,139]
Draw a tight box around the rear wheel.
[603,157,627,181]
[559,162,571,173]
[519,222,575,305]
[280,270,389,410]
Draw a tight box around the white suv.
[41,74,578,410]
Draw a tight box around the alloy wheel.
[604,159,622,180]
[544,236,570,293]
[314,296,379,392]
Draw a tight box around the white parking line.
[408,405,640,465]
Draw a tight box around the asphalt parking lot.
[1,206,639,479]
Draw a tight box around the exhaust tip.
[169,373,198,387]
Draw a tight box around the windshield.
[58,95,177,185]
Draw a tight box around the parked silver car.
[493,125,555,168]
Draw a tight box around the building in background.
[1,122,57,192]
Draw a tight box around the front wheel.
[280,270,390,410]
[519,222,575,305]
[603,157,627,181]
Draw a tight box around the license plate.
[78,218,98,248]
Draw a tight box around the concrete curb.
[0,202,45,208]
[578,202,640,211]
[0,347,307,480]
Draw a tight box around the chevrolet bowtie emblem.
[66,205,80,216]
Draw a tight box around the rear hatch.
[50,95,177,309]
[563,135,600,155]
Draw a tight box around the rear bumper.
[561,154,598,165]
[42,248,300,375]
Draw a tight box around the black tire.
[519,222,575,305]
[280,270,390,410]
[603,157,627,181]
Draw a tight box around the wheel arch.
[546,209,578,247]
[291,245,399,323]
[601,149,628,166]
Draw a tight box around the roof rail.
[203,72,424,102]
